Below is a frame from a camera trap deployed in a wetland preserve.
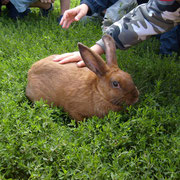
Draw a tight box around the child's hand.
[53,52,85,67]
[60,4,89,29]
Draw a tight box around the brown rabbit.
[26,35,139,121]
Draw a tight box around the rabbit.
[26,34,139,121]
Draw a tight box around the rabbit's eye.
[112,81,120,88]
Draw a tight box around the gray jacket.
[97,0,180,50]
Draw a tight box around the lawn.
[0,1,179,179]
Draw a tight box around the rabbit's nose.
[126,87,139,105]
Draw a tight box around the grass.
[0,1,180,179]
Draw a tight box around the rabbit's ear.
[78,43,109,77]
[102,34,118,67]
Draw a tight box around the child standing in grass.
[55,0,180,67]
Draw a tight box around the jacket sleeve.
[80,0,115,15]
[96,0,180,50]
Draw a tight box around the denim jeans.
[160,25,180,55]
[6,2,30,20]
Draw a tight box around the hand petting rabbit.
[26,35,139,121]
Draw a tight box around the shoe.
[40,3,53,17]
[57,15,63,25]
[6,2,31,20]
[23,8,31,16]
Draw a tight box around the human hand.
[1,0,10,5]
[39,0,54,3]
[60,4,89,29]
[53,44,104,67]
[53,51,85,67]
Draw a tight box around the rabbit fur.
[26,35,139,121]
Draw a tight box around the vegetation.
[0,1,179,179]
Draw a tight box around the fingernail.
[75,17,79,21]
[59,60,65,64]
[53,55,61,60]
[77,62,82,66]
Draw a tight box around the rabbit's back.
[26,55,93,108]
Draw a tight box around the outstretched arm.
[60,0,115,28]
[97,0,180,51]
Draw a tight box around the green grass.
[0,1,180,179]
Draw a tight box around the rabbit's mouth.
[111,89,139,107]
[125,87,139,105]
[110,97,125,106]
[126,97,139,106]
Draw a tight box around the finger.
[63,18,75,29]
[62,20,69,29]
[65,20,74,29]
[53,54,72,62]
[60,13,69,28]
[74,11,85,21]
[59,55,81,64]
[77,61,86,67]
[74,16,80,21]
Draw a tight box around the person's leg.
[30,1,51,10]
[30,1,53,17]
[159,26,180,56]
[6,1,29,19]
[57,0,70,24]
[7,0,36,19]
[60,0,70,15]
[177,25,180,55]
